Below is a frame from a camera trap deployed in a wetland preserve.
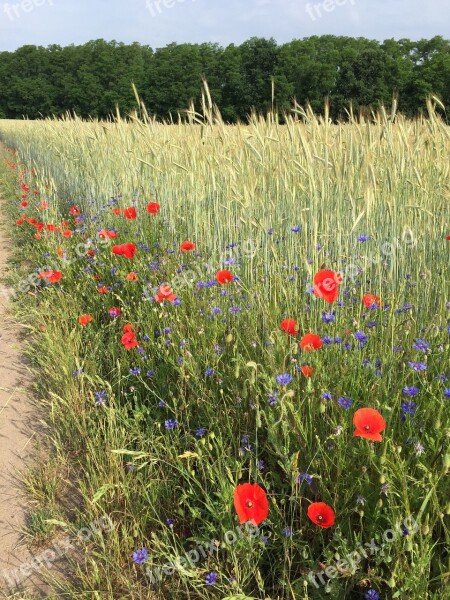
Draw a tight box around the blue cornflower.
[338,396,353,409]
[276,373,293,385]
[158,401,165,407]
[205,572,218,585]
[132,548,149,564]
[147,369,155,377]
[342,341,352,350]
[73,369,83,377]
[258,460,265,470]
[211,307,222,315]
[195,427,207,437]
[298,473,312,485]
[401,401,417,415]
[357,235,370,242]
[164,419,179,430]
[362,358,371,366]
[166,518,174,526]
[322,391,334,401]
[364,590,379,600]
[94,390,107,406]
[444,388,450,398]
[413,339,430,352]
[291,226,301,232]
[162,327,172,335]
[282,527,293,538]
[322,335,334,346]
[229,306,241,314]
[267,391,278,407]
[408,361,427,372]
[334,336,342,344]
[130,367,141,376]
[204,368,214,377]
[403,386,419,396]
[354,331,369,344]
[322,311,335,323]
[367,321,377,327]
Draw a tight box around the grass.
[0,99,448,599]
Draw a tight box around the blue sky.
[0,0,448,51]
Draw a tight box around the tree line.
[0,36,448,121]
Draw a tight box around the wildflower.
[147,202,160,214]
[300,333,323,351]
[132,548,148,564]
[444,388,450,398]
[356,495,366,506]
[282,527,293,538]
[380,483,389,495]
[364,590,380,600]
[276,373,293,385]
[353,407,386,442]
[298,473,312,485]
[94,390,107,406]
[321,311,335,323]
[109,307,121,318]
[121,332,138,350]
[39,270,62,283]
[147,369,155,377]
[354,331,369,345]
[412,339,430,353]
[234,483,269,526]
[205,572,218,585]
[154,284,177,303]
[267,391,278,406]
[195,427,207,437]
[216,269,233,284]
[127,272,138,281]
[307,502,335,528]
[414,442,425,456]
[408,361,427,372]
[112,243,136,259]
[211,307,222,315]
[362,293,381,309]
[130,366,141,376]
[164,419,179,430]
[301,365,315,377]
[123,207,137,220]
[180,240,195,252]
[321,391,334,401]
[280,319,298,336]
[204,368,214,377]
[291,226,301,232]
[313,269,342,304]
[78,314,93,326]
[338,396,353,409]
[357,235,370,242]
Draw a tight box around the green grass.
[0,100,448,599]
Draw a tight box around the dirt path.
[0,208,50,598]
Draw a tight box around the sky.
[0,0,449,51]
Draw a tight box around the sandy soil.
[0,209,51,598]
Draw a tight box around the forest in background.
[0,36,448,121]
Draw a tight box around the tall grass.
[0,100,448,599]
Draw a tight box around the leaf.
[92,484,114,504]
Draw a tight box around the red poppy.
[446,234,450,240]
[362,294,381,309]
[97,286,109,294]
[301,365,315,377]
[280,319,298,336]
[121,332,138,350]
[216,270,233,285]
[20,201,28,207]
[300,333,323,351]
[98,229,118,239]
[69,206,81,216]
[180,240,195,252]
[21,183,29,192]
[16,219,23,225]
[62,230,73,238]
[307,502,335,528]
[353,408,386,442]
[127,272,138,281]
[46,223,56,232]
[154,284,177,303]
[112,207,122,216]
[39,201,48,210]
[78,314,93,326]
[123,324,134,333]
[39,270,62,283]
[313,269,341,304]
[234,483,269,526]
[123,207,137,220]
[147,202,160,214]
[112,243,136,259]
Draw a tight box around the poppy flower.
[20,201,28,207]
[112,243,136,259]
[69,206,80,216]
[362,294,381,309]
[62,230,73,238]
[56,247,65,258]
[280,319,298,336]
[180,240,195,252]
[216,270,233,285]
[124,207,137,220]
[234,483,269,526]
[147,202,160,214]
[39,270,62,283]
[313,269,341,304]
[109,307,121,318]
[301,365,315,377]
[154,284,177,303]
[98,229,118,239]
[97,286,109,294]
[123,324,134,333]
[78,314,93,326]
[16,219,23,225]
[353,408,386,442]
[46,224,56,232]
[307,502,335,528]
[127,272,138,282]
[112,207,122,216]
[446,234,450,240]
[300,333,323,351]
[39,201,48,210]
[121,332,138,350]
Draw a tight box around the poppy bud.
[379,475,386,484]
